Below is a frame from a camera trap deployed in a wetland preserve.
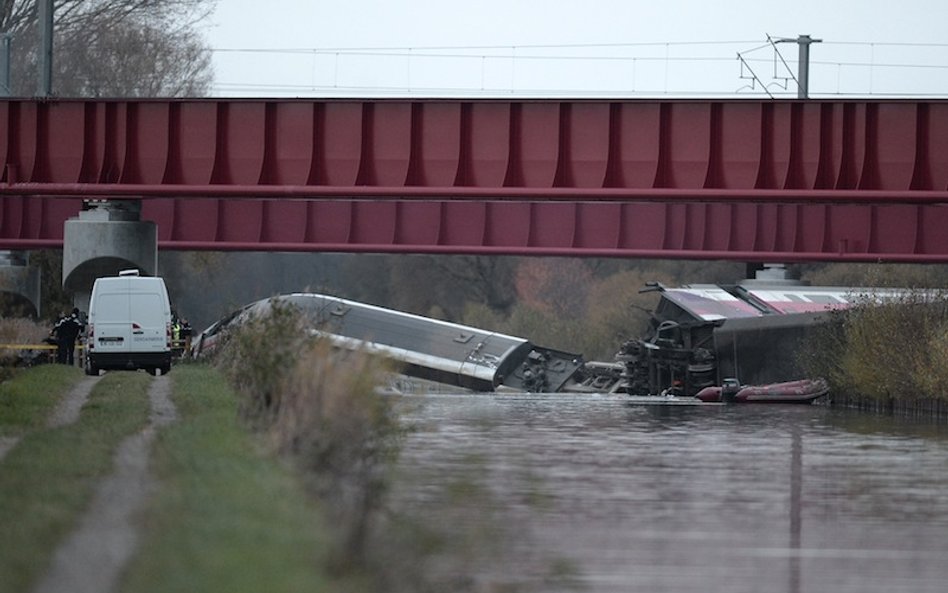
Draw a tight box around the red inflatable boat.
[695,378,829,404]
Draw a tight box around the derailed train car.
[616,282,904,396]
[192,293,585,393]
[193,284,903,396]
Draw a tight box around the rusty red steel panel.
[262,200,308,243]
[362,102,412,186]
[394,201,441,245]
[415,102,461,186]
[717,103,761,189]
[123,102,170,184]
[266,102,314,186]
[662,103,711,188]
[485,202,532,247]
[306,201,352,243]
[11,102,37,182]
[44,102,85,183]
[220,102,266,185]
[319,102,362,186]
[218,201,264,242]
[173,102,218,184]
[927,103,948,190]
[511,102,560,187]
[560,103,610,188]
[2,99,948,261]
[610,103,661,187]
[0,195,944,262]
[441,202,486,246]
[467,102,510,187]
[575,202,621,249]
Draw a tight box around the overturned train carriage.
[192,293,585,393]
[618,283,903,396]
[193,285,901,396]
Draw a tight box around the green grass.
[0,370,152,593]
[121,364,334,593]
[0,365,84,436]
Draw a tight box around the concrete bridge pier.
[0,251,41,317]
[63,200,157,313]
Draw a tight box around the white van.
[85,269,173,376]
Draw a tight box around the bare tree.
[0,0,216,96]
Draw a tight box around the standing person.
[54,308,84,366]
[171,314,182,357]
[49,311,67,364]
[180,318,193,355]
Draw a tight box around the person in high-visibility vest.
[172,317,182,355]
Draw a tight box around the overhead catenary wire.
[209,38,948,98]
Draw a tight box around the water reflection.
[389,394,948,592]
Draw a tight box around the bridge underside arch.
[64,256,143,293]
[0,291,38,318]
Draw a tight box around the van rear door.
[92,291,132,353]
[129,291,169,352]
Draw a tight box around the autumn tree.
[0,0,216,96]
[514,258,593,317]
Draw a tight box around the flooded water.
[388,392,948,592]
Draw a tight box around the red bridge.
[2,98,948,261]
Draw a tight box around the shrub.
[804,289,948,402]
[213,300,308,426]
[0,318,52,368]
[270,339,402,570]
[213,299,404,572]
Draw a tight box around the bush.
[804,289,948,402]
[271,340,402,570]
[213,299,404,572]
[0,318,50,367]
[212,300,309,426]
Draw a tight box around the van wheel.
[84,359,98,376]
[160,364,171,375]
[146,367,158,376]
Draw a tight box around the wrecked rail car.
[193,282,904,396]
[191,293,587,393]
[617,281,907,397]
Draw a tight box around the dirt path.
[32,375,176,593]
[47,375,100,429]
[0,374,100,464]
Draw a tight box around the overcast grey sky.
[203,0,948,98]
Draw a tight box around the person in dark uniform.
[53,308,84,365]
[180,318,193,355]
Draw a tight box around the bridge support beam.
[0,251,41,317]
[63,200,157,312]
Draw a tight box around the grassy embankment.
[803,289,948,416]
[0,367,151,593]
[122,364,334,593]
[0,362,342,593]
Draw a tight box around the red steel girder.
[0,196,947,263]
[4,98,948,192]
[2,98,948,261]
